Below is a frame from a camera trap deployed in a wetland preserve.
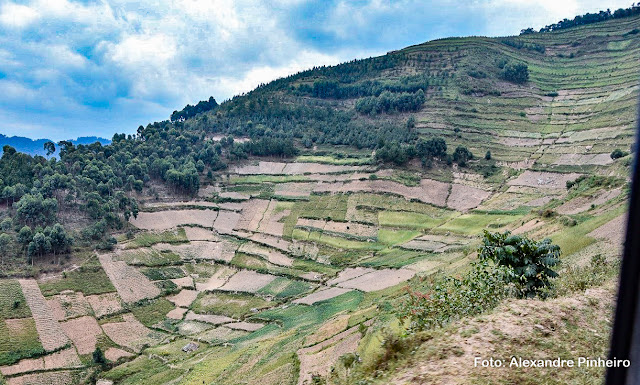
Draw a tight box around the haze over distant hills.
[0,134,111,157]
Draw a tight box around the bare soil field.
[46,291,91,321]
[588,214,627,245]
[213,210,242,234]
[195,327,248,344]
[232,161,287,175]
[185,311,235,325]
[104,348,133,362]
[238,242,293,267]
[446,184,491,211]
[235,199,270,232]
[171,276,194,289]
[274,182,316,197]
[0,356,44,376]
[326,267,375,286]
[250,233,292,252]
[43,347,82,370]
[400,239,449,252]
[156,240,237,262]
[499,137,543,147]
[130,209,218,230]
[98,254,161,304]
[219,192,251,200]
[293,287,352,305]
[144,200,219,209]
[86,293,123,318]
[184,226,220,241]
[6,370,79,385]
[218,270,277,293]
[297,324,362,385]
[166,307,188,320]
[60,316,103,355]
[335,268,416,292]
[512,219,545,235]
[168,290,199,307]
[101,313,166,352]
[507,171,582,189]
[224,321,264,332]
[314,179,450,207]
[195,266,237,292]
[18,279,69,352]
[177,320,215,336]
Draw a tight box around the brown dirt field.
[388,286,614,385]
[508,171,582,189]
[235,199,270,232]
[195,266,237,292]
[219,270,277,293]
[335,269,415,292]
[304,314,350,347]
[185,311,235,325]
[556,126,630,143]
[553,153,613,166]
[101,313,166,352]
[18,279,70,352]
[46,291,92,321]
[297,324,362,385]
[171,276,194,289]
[313,178,450,206]
[238,242,293,267]
[156,240,237,262]
[177,320,215,336]
[213,210,242,234]
[43,347,82,370]
[0,357,44,376]
[282,163,364,175]
[168,290,198,307]
[588,214,627,245]
[184,226,220,241]
[60,316,103,355]
[223,321,264,332]
[556,188,622,215]
[218,202,244,211]
[512,219,545,235]
[104,347,133,362]
[326,267,375,286]
[6,370,77,385]
[400,239,449,252]
[293,287,352,305]
[274,182,315,197]
[166,307,188,320]
[98,254,161,304]
[144,200,219,209]
[524,196,555,207]
[232,161,287,175]
[130,209,218,230]
[219,192,250,200]
[86,293,123,318]
[446,184,491,211]
[250,233,292,252]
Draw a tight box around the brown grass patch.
[101,313,166,352]
[293,287,352,305]
[335,269,415,292]
[508,171,582,189]
[238,242,293,267]
[155,240,237,262]
[218,270,277,293]
[97,254,160,304]
[18,279,69,352]
[60,316,103,355]
[223,322,264,332]
[86,293,123,318]
[185,311,235,325]
[6,370,78,385]
[304,314,350,346]
[314,179,449,206]
[588,214,627,245]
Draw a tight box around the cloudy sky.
[0,0,632,141]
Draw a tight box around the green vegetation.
[141,266,186,281]
[130,298,175,327]
[257,277,314,299]
[0,317,45,365]
[126,228,188,249]
[479,231,560,298]
[0,280,31,319]
[192,292,273,319]
[116,249,181,267]
[39,266,115,296]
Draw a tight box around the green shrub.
[611,148,628,159]
[501,62,529,83]
[479,230,560,298]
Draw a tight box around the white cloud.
[0,2,39,28]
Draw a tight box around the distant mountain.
[0,134,111,157]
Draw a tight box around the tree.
[27,231,51,263]
[611,148,628,159]
[0,233,11,264]
[453,146,473,167]
[17,226,32,252]
[485,151,492,160]
[92,347,106,366]
[502,62,529,84]
[44,141,56,157]
[479,230,560,298]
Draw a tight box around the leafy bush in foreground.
[479,230,560,298]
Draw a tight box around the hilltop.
[0,8,637,385]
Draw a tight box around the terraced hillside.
[0,13,637,385]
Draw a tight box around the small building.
[182,342,199,353]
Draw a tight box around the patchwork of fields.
[0,14,637,385]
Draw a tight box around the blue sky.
[0,0,632,141]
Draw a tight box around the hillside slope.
[0,12,637,385]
